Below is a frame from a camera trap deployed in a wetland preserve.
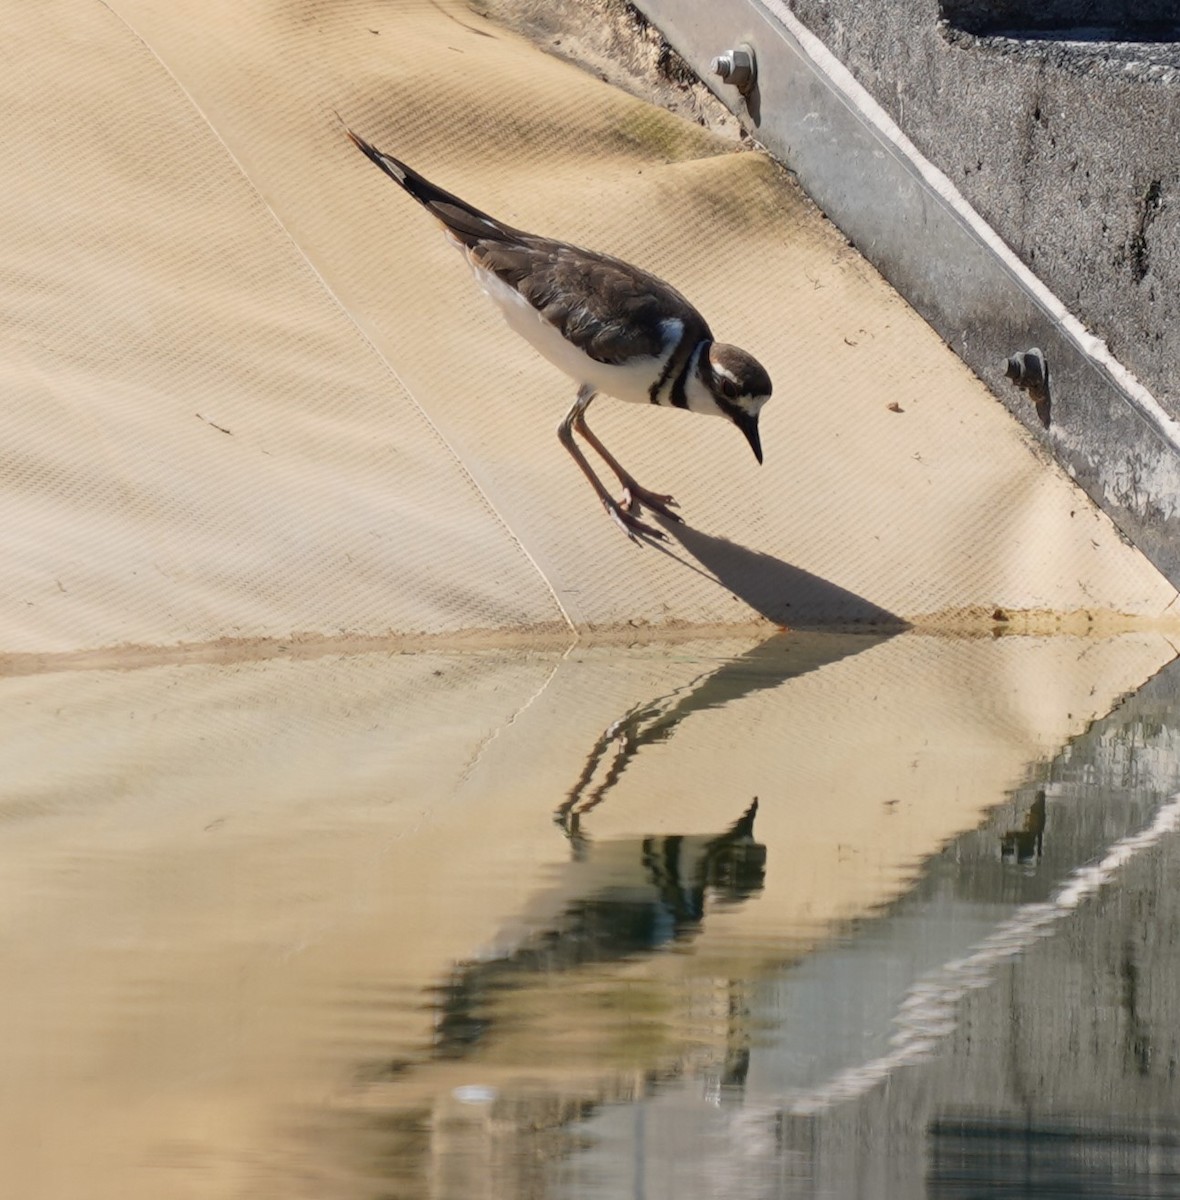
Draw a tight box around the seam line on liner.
[94,0,578,641]
[758,0,1180,458]
[786,789,1180,1114]
[455,640,575,789]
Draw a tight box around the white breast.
[471,263,679,405]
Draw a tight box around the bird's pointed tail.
[341,122,512,245]
[343,125,411,189]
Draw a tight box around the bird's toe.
[621,485,683,524]
[605,498,667,543]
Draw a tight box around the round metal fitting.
[1003,347,1051,428]
[710,44,757,96]
[1004,347,1047,391]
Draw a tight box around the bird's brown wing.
[472,239,711,366]
[343,130,711,364]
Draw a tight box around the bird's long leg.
[559,386,666,542]
[573,410,682,524]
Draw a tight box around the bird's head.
[697,343,772,464]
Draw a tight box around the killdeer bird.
[345,128,772,540]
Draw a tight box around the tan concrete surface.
[0,0,1176,655]
[0,630,1174,1195]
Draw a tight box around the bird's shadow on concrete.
[651,516,904,628]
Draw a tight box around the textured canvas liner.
[1,0,1177,660]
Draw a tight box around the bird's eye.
[714,374,740,401]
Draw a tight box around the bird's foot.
[619,483,682,524]
[604,497,667,543]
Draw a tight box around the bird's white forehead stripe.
[712,363,741,387]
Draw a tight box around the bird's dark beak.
[735,411,763,464]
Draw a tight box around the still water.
[3,629,1180,1197]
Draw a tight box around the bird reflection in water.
[419,636,891,1074]
[555,669,721,841]
[431,798,766,1060]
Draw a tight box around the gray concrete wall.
[789,0,1180,419]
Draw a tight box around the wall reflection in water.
[550,644,1180,1200]
[5,631,1180,1198]
[337,632,1180,1200]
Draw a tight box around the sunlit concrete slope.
[1,0,1176,653]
